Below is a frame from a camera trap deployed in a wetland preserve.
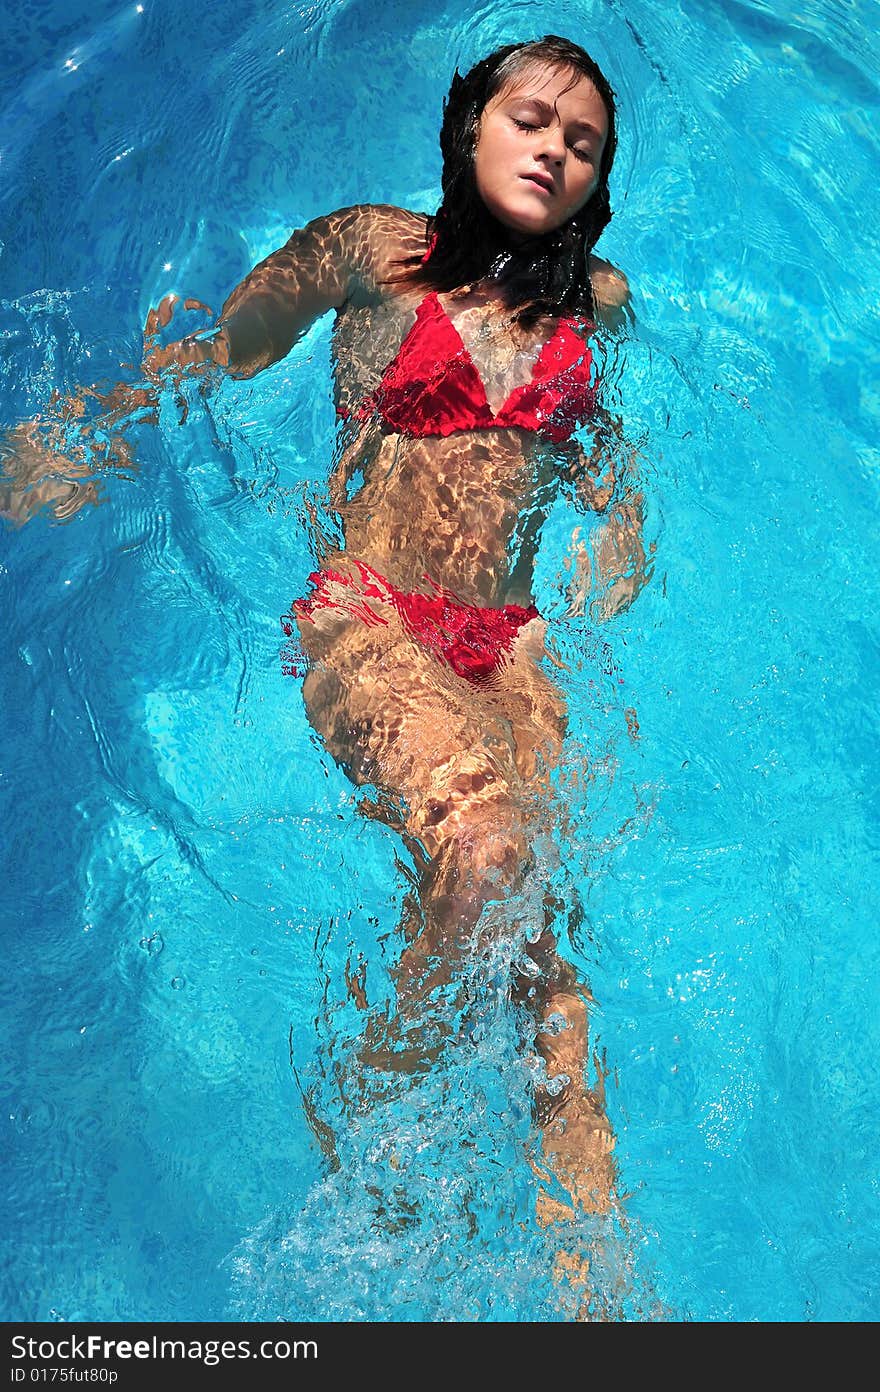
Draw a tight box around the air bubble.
[546,1072,571,1097]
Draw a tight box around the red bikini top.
[347,290,596,443]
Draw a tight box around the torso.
[326,208,592,608]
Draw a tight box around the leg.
[301,612,536,1062]
[296,598,614,1217]
[515,927,614,1219]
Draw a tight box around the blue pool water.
[2,0,879,1321]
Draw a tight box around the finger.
[143,293,179,346]
[156,292,179,330]
[142,316,159,351]
[183,298,214,317]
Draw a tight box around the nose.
[536,121,566,164]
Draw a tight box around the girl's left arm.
[561,262,651,618]
[560,409,653,621]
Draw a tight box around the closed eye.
[511,118,595,163]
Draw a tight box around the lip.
[520,172,555,195]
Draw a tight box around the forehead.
[490,62,607,131]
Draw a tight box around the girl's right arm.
[147,204,384,379]
[2,205,403,524]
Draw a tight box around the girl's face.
[473,64,609,237]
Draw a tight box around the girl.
[4,34,647,1228]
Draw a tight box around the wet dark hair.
[398,35,618,325]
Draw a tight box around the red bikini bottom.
[284,559,539,684]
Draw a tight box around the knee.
[413,762,530,887]
[459,814,528,886]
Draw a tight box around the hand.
[564,525,592,618]
[1,295,223,526]
[592,500,654,619]
[142,294,222,379]
[0,388,136,526]
[1,414,97,525]
[564,499,654,621]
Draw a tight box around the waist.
[336,403,581,444]
[290,559,540,684]
[317,535,536,610]
[336,403,548,442]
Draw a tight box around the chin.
[504,215,562,240]
[491,204,557,238]
[496,199,572,239]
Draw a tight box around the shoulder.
[283,204,429,258]
[588,254,632,329]
[315,205,430,298]
[329,204,429,259]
